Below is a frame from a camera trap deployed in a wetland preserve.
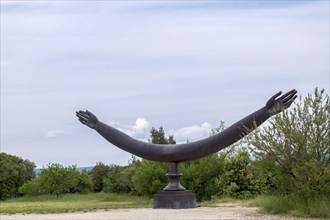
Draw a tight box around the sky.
[1,0,329,168]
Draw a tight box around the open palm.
[266,89,297,115]
[76,110,99,129]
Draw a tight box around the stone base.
[154,190,196,209]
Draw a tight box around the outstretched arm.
[76,89,297,162]
[170,89,298,161]
[241,89,297,129]
[224,89,297,140]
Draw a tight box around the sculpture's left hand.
[266,89,298,115]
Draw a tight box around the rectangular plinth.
[154,190,196,209]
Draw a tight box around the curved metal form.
[76,89,297,163]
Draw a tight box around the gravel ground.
[1,204,321,220]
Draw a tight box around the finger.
[280,89,296,100]
[78,118,87,125]
[282,90,297,103]
[76,113,89,121]
[285,95,297,108]
[271,91,282,100]
[86,110,94,117]
[77,111,89,118]
[78,110,89,116]
[76,111,85,116]
[266,91,282,108]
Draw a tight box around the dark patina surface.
[76,89,297,208]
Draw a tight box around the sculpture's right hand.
[76,110,99,129]
[265,89,297,115]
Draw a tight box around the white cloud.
[109,117,151,139]
[170,122,212,143]
[45,129,65,138]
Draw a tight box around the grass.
[200,194,330,218]
[0,193,153,214]
[198,196,246,207]
[1,194,247,214]
[250,194,330,218]
[1,193,329,218]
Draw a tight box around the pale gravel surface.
[0,204,322,220]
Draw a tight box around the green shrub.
[0,153,35,200]
[89,162,111,192]
[131,160,168,195]
[103,165,131,193]
[248,88,330,195]
[19,163,92,196]
[181,153,225,201]
[215,148,265,199]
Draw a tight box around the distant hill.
[34,166,94,175]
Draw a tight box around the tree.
[0,153,35,200]
[215,148,265,199]
[248,88,330,195]
[75,170,93,194]
[38,164,78,195]
[103,155,141,194]
[103,165,131,193]
[19,163,92,196]
[148,126,176,145]
[89,162,111,192]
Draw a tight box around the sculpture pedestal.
[154,190,196,209]
[153,162,196,209]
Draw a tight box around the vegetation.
[0,193,152,214]
[248,88,329,196]
[251,194,330,218]
[0,153,35,200]
[1,87,328,218]
[181,153,225,201]
[18,163,92,196]
[89,162,111,192]
[244,87,329,218]
[214,148,265,199]
[103,164,132,194]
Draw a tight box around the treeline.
[1,88,329,203]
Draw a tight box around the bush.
[89,162,111,192]
[75,170,93,194]
[215,148,265,199]
[19,163,92,196]
[0,153,35,200]
[181,153,225,201]
[103,156,141,194]
[131,160,168,195]
[248,87,330,195]
[103,165,131,193]
[18,180,40,196]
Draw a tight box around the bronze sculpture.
[76,89,297,208]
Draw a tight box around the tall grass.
[0,193,153,214]
[198,196,247,207]
[251,193,330,218]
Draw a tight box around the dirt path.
[1,204,320,220]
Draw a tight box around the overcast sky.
[1,0,329,168]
